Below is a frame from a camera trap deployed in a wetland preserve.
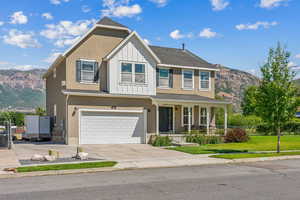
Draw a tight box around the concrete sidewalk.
[0,149,20,173]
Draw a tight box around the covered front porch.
[151,94,230,136]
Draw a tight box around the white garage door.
[80,110,146,144]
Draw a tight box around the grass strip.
[210,151,300,159]
[16,161,117,173]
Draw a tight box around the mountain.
[215,65,260,112]
[0,69,46,111]
[0,67,259,112]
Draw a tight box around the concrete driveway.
[13,142,191,161]
[11,142,226,170]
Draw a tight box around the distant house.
[43,17,230,145]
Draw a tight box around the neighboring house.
[43,17,230,145]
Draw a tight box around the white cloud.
[259,0,288,8]
[50,0,70,5]
[143,39,150,45]
[295,54,300,59]
[0,21,4,26]
[101,0,142,18]
[169,30,193,40]
[3,29,41,48]
[236,21,278,30]
[149,0,168,7]
[199,28,217,38]
[82,5,91,13]
[210,0,229,11]
[0,61,10,66]
[170,30,184,40]
[14,65,35,71]
[10,11,28,24]
[40,19,95,48]
[54,36,80,47]
[42,13,53,20]
[44,52,62,63]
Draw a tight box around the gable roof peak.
[97,17,128,29]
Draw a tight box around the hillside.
[0,69,46,111]
[0,67,259,112]
[216,66,260,112]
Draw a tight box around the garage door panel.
[80,111,145,144]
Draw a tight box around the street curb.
[1,155,300,179]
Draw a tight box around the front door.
[159,107,173,132]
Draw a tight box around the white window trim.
[199,71,211,91]
[79,59,98,84]
[158,67,171,89]
[119,61,147,85]
[181,106,194,126]
[199,107,208,126]
[182,69,194,90]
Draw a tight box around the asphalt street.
[1,159,300,200]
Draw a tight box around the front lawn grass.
[168,136,300,154]
[16,161,117,173]
[210,151,300,159]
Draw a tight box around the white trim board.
[157,64,219,71]
[104,31,161,64]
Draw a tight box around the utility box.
[24,115,51,140]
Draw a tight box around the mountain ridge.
[0,67,260,112]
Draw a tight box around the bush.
[186,134,223,145]
[152,136,172,147]
[225,128,249,143]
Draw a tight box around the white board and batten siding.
[108,35,157,96]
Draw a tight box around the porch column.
[188,106,192,133]
[206,106,210,135]
[224,105,228,135]
[156,104,159,135]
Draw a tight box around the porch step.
[171,142,199,147]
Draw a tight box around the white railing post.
[156,104,159,135]
[224,105,228,135]
[188,106,191,133]
[206,107,210,135]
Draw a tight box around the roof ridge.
[97,17,128,29]
[149,45,183,51]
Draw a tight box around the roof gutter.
[157,64,219,71]
[61,90,152,99]
[150,97,231,105]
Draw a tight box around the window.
[135,64,145,83]
[120,62,146,84]
[121,63,133,83]
[182,107,193,126]
[200,107,207,126]
[200,71,210,90]
[182,70,194,89]
[76,60,98,83]
[158,68,170,88]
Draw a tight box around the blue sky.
[0,0,299,76]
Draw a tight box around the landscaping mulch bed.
[19,157,103,166]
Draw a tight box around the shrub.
[186,134,223,145]
[152,136,172,147]
[225,128,249,143]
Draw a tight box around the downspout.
[65,94,69,145]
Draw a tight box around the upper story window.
[121,63,133,83]
[135,64,145,83]
[157,68,173,88]
[182,69,194,89]
[200,71,210,90]
[121,62,146,84]
[76,60,98,84]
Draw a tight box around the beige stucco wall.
[67,96,154,145]
[157,69,215,98]
[65,28,129,91]
[45,60,67,135]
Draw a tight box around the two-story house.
[44,17,230,145]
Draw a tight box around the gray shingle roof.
[152,93,230,104]
[149,45,217,70]
[97,17,128,29]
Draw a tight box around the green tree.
[35,107,46,116]
[256,43,298,153]
[241,86,258,116]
